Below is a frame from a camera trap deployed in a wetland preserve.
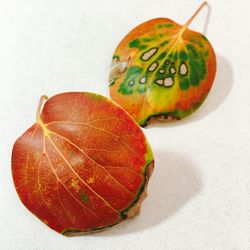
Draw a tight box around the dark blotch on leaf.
[80,191,88,203]
[129,39,148,51]
[160,40,169,47]
[129,39,140,48]
[179,51,188,61]
[180,78,190,90]
[118,66,143,95]
[158,52,167,60]
[137,86,147,94]
[190,67,200,86]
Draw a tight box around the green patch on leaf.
[173,51,179,60]
[165,23,174,28]
[129,39,140,48]
[137,86,147,94]
[160,40,169,47]
[189,66,200,86]
[126,66,143,77]
[118,66,143,95]
[118,84,133,95]
[179,51,188,61]
[142,36,157,43]
[202,35,208,41]
[80,191,88,203]
[129,39,148,51]
[157,52,167,60]
[179,78,190,90]
[168,53,174,59]
[185,44,207,86]
[142,37,151,43]
[157,23,174,29]
[198,41,204,48]
[139,45,148,50]
[186,44,199,58]
[189,56,206,81]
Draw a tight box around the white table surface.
[1,0,250,249]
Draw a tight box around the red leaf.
[12,92,154,235]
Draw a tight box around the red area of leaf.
[12,92,153,234]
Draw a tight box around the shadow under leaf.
[97,151,202,236]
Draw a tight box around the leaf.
[109,2,216,127]
[12,92,154,235]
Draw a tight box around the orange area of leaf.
[110,2,216,125]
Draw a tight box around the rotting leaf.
[12,92,154,235]
[109,2,216,127]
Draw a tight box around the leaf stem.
[179,1,207,37]
[184,1,207,28]
[36,95,48,123]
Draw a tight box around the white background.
[0,0,250,249]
